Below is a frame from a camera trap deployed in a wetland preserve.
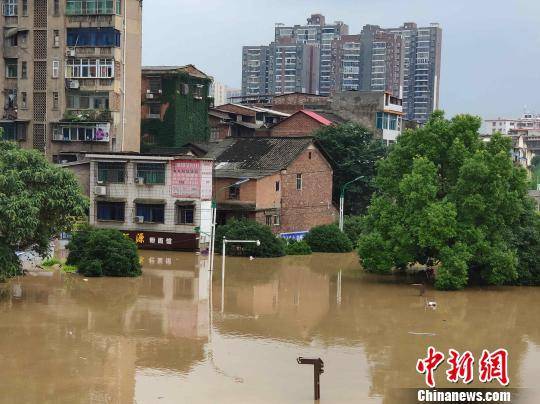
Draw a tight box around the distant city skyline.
[143,0,540,119]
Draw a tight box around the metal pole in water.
[221,237,226,314]
[297,357,324,400]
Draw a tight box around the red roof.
[300,110,333,126]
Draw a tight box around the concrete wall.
[63,162,91,197]
[329,91,383,135]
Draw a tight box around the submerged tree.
[358,111,540,290]
[0,139,87,281]
[314,122,387,215]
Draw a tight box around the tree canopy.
[0,140,87,281]
[215,219,285,257]
[358,111,540,290]
[314,122,387,215]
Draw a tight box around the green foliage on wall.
[141,73,212,152]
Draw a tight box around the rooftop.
[142,64,210,79]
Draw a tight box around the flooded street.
[1,252,540,403]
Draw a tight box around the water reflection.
[0,252,539,403]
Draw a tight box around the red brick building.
[270,110,341,137]
[202,137,337,234]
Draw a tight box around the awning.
[95,197,126,203]
[133,198,166,205]
[4,28,17,38]
[175,200,195,206]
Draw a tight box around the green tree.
[0,140,87,281]
[67,228,141,277]
[215,219,285,257]
[358,111,539,290]
[343,215,365,247]
[304,224,353,253]
[285,239,312,255]
[315,122,387,215]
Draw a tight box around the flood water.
[1,251,540,403]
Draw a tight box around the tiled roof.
[301,110,333,126]
[204,137,314,178]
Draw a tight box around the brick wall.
[279,144,337,232]
[271,113,324,137]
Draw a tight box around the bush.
[0,244,20,282]
[42,257,62,267]
[215,219,285,257]
[343,216,364,247]
[285,240,312,255]
[62,265,78,273]
[304,224,353,253]
[67,228,141,277]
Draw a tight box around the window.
[52,92,59,110]
[22,0,27,16]
[2,0,17,16]
[57,125,109,142]
[376,112,384,129]
[20,92,27,109]
[136,163,165,185]
[67,28,121,47]
[308,151,312,159]
[52,60,60,78]
[65,58,114,79]
[228,186,240,200]
[6,33,17,47]
[21,61,27,78]
[5,59,17,78]
[265,215,272,226]
[148,77,162,93]
[67,92,109,110]
[194,84,204,99]
[176,204,195,225]
[53,0,59,15]
[96,201,125,222]
[273,215,280,226]
[66,0,115,15]
[53,30,60,47]
[296,174,302,190]
[147,103,161,118]
[136,204,165,224]
[275,181,280,191]
[116,0,121,15]
[97,162,125,183]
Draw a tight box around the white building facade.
[87,153,213,251]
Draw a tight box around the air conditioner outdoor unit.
[135,177,145,185]
[94,186,107,196]
[145,93,154,99]
[68,80,80,89]
[134,216,144,223]
[65,49,76,57]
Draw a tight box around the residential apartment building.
[0,0,142,162]
[331,34,361,91]
[209,79,227,106]
[385,22,442,123]
[481,118,517,135]
[484,112,540,156]
[140,65,212,152]
[241,45,273,96]
[87,152,213,251]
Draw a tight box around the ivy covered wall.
[141,73,212,152]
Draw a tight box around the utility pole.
[339,176,365,231]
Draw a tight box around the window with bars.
[2,0,17,16]
[65,59,114,79]
[96,201,125,221]
[97,162,125,183]
[67,92,109,110]
[176,204,195,225]
[136,204,165,224]
[5,59,17,78]
[136,163,166,185]
[21,61,27,78]
[52,60,60,78]
[52,92,59,110]
[296,174,302,190]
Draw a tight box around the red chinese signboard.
[171,159,212,199]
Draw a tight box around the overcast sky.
[142,0,540,119]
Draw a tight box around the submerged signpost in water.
[297,357,325,400]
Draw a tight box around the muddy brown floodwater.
[0,252,539,403]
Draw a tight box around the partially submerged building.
[85,152,213,251]
[202,137,337,237]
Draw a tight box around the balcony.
[63,109,112,123]
[52,122,111,142]
[65,1,116,16]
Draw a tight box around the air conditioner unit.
[146,89,151,93]
[94,186,107,196]
[145,93,154,99]
[135,177,145,185]
[134,216,145,223]
[65,48,76,57]
[67,80,80,89]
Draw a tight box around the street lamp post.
[209,178,250,273]
[339,176,365,232]
[221,237,261,313]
